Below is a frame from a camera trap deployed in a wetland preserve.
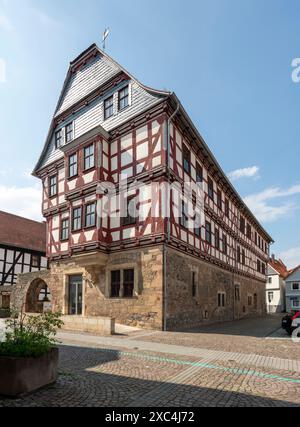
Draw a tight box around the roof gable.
[0,211,46,253]
[286,266,300,282]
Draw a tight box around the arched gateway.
[25,278,52,314]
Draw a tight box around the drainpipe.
[163,99,180,332]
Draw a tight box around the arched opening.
[25,279,52,314]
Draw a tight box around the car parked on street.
[282,311,300,336]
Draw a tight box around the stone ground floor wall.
[12,245,267,331]
[165,247,267,331]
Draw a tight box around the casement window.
[69,153,78,178]
[65,123,73,143]
[237,246,241,263]
[118,86,129,110]
[217,189,222,211]
[268,292,274,303]
[61,218,69,241]
[111,270,121,298]
[257,259,261,273]
[240,216,245,234]
[215,228,220,250]
[218,292,226,308]
[85,203,96,228]
[261,263,266,275]
[180,201,188,229]
[258,235,261,248]
[194,214,201,237]
[49,175,57,197]
[235,285,241,302]
[31,255,40,268]
[242,249,246,265]
[205,221,212,244]
[247,224,252,240]
[196,163,203,183]
[192,272,197,298]
[292,283,300,291]
[225,199,230,218]
[208,178,214,201]
[84,144,95,171]
[268,277,272,284]
[38,285,51,302]
[183,145,191,174]
[122,195,137,227]
[222,234,227,255]
[104,95,114,120]
[55,129,63,149]
[254,232,258,246]
[123,269,134,298]
[72,207,82,232]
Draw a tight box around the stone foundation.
[12,245,266,331]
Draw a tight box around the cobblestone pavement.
[1,315,300,407]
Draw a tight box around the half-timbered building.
[13,44,273,330]
[0,211,47,310]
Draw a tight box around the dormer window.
[118,86,129,110]
[104,95,114,120]
[55,130,63,149]
[65,123,73,143]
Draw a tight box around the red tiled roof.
[269,258,289,278]
[0,211,46,253]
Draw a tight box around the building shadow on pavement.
[0,344,298,407]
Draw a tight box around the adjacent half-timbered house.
[13,44,273,330]
[0,211,47,310]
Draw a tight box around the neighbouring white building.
[285,266,300,313]
[266,257,288,314]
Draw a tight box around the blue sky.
[0,0,300,266]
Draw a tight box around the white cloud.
[279,247,300,270]
[0,14,13,32]
[0,184,42,221]
[228,166,260,182]
[244,184,300,223]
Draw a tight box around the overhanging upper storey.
[33,43,170,176]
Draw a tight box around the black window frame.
[205,221,212,244]
[69,153,78,178]
[180,200,189,229]
[183,145,191,174]
[196,163,203,183]
[218,292,226,308]
[123,269,134,298]
[55,129,63,149]
[118,85,129,111]
[84,202,96,229]
[104,95,114,120]
[65,122,73,143]
[111,270,121,298]
[225,199,230,218]
[61,218,69,242]
[222,234,228,255]
[72,207,82,232]
[240,216,245,234]
[215,228,220,250]
[84,143,95,171]
[208,178,214,201]
[192,272,197,298]
[49,174,58,198]
[217,189,222,211]
[122,194,137,227]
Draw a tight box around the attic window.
[104,96,114,120]
[55,130,63,149]
[119,86,129,111]
[66,123,74,143]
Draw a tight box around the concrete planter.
[0,347,59,398]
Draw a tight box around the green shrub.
[0,312,64,358]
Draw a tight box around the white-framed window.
[292,283,300,291]
[118,85,129,110]
[268,277,272,284]
[104,95,114,120]
[65,122,74,143]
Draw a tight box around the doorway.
[68,275,83,315]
